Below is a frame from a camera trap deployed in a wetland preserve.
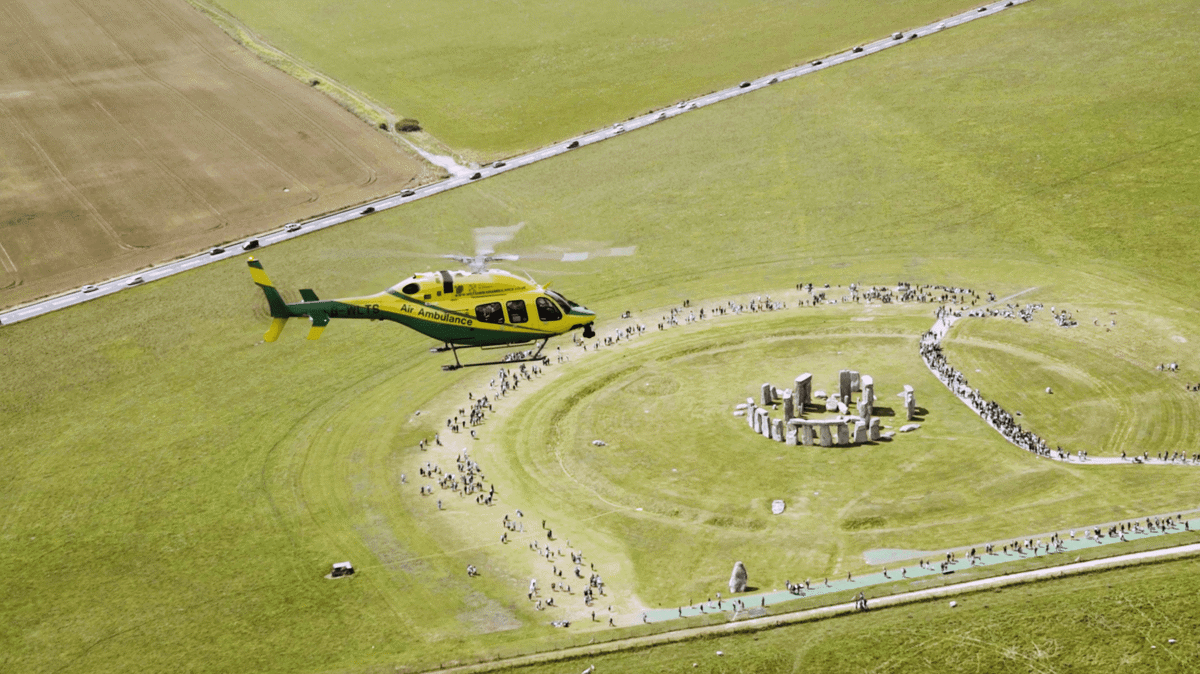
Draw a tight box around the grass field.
[507,555,1200,674]
[207,0,985,160]
[0,0,431,310]
[4,0,1200,671]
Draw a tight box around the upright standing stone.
[869,417,881,440]
[861,375,875,406]
[747,404,757,429]
[729,561,749,593]
[856,400,870,419]
[818,424,833,447]
[772,418,784,442]
[786,428,798,446]
[839,370,853,403]
[794,373,812,409]
[761,383,773,407]
[903,385,917,420]
[836,422,850,445]
[853,421,868,443]
[782,390,795,420]
[850,370,861,393]
[758,409,771,437]
[825,397,839,413]
[801,423,814,446]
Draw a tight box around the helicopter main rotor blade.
[473,223,524,256]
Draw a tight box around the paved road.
[427,541,1200,674]
[0,0,1031,327]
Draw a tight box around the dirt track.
[0,0,433,309]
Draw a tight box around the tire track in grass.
[0,24,134,254]
[65,0,318,203]
[139,0,384,189]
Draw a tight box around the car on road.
[361,206,375,214]
[567,140,579,149]
[853,46,864,52]
[126,276,144,286]
[657,112,666,120]
[470,172,482,180]
[739,81,751,88]
[399,190,415,198]
[811,60,822,66]
[242,239,259,251]
[285,223,301,232]
[210,247,225,255]
[82,285,98,293]
[612,123,625,134]
[492,161,506,169]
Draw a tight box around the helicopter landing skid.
[438,338,551,371]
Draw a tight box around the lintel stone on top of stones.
[738,370,917,447]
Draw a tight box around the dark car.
[470,172,482,180]
[210,247,225,255]
[361,206,375,214]
[739,81,751,88]
[399,190,415,197]
[242,239,259,251]
[853,46,864,53]
[567,140,579,149]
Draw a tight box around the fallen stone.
[733,410,745,417]
[592,440,607,446]
[814,390,827,399]
[771,500,786,515]
[898,424,920,432]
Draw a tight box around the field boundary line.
[2,0,1037,322]
[420,542,1200,674]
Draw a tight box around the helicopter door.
[505,300,528,323]
[535,297,563,322]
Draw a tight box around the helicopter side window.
[506,300,528,324]
[535,296,563,322]
[475,302,505,324]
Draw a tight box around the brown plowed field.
[0,0,432,309]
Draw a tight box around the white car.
[82,285,98,293]
[126,276,144,286]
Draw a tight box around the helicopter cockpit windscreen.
[545,289,576,313]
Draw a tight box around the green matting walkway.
[643,516,1197,623]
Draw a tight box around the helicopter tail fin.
[264,317,289,342]
[307,313,330,340]
[247,257,291,318]
[248,257,294,341]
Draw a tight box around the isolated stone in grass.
[729,562,748,593]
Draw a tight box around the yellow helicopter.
[247,251,597,370]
